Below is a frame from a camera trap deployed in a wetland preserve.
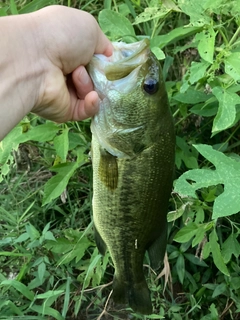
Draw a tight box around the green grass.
[1,0,240,319]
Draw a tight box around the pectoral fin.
[98,148,118,191]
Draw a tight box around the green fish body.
[88,39,175,315]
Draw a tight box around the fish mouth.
[90,39,150,81]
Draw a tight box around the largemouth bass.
[88,39,175,315]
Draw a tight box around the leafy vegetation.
[1,0,240,319]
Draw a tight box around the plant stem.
[229,26,240,47]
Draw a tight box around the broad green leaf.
[26,223,40,240]
[78,252,102,307]
[151,26,201,49]
[151,47,165,60]
[178,0,211,26]
[212,283,227,298]
[176,136,199,169]
[30,305,64,320]
[10,0,18,14]
[44,231,56,241]
[212,87,240,133]
[225,52,240,82]
[231,277,240,290]
[189,61,210,84]
[222,233,240,263]
[176,254,185,284]
[20,122,59,143]
[192,226,206,247]
[134,6,171,24]
[174,223,198,243]
[209,230,229,276]
[174,144,240,218]
[195,27,216,63]
[46,238,74,254]
[184,253,208,267]
[1,121,59,182]
[36,290,64,299]
[174,87,208,104]
[38,262,46,284]
[0,126,22,181]
[0,8,7,16]
[1,279,34,301]
[42,162,78,206]
[53,128,69,162]
[99,9,135,40]
[190,99,218,117]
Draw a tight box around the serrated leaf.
[99,9,135,40]
[209,230,229,276]
[225,52,240,82]
[212,87,240,133]
[192,226,206,247]
[174,144,240,218]
[1,279,34,301]
[178,0,211,26]
[53,129,69,162]
[42,162,78,206]
[222,233,240,263]
[196,27,216,63]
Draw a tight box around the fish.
[88,39,175,315]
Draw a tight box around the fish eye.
[143,78,159,95]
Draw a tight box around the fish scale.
[88,39,175,315]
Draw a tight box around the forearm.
[0,13,43,140]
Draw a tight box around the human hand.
[30,5,112,122]
[0,5,113,140]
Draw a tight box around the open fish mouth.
[89,39,150,81]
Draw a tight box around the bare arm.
[0,5,112,140]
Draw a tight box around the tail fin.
[112,276,152,315]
